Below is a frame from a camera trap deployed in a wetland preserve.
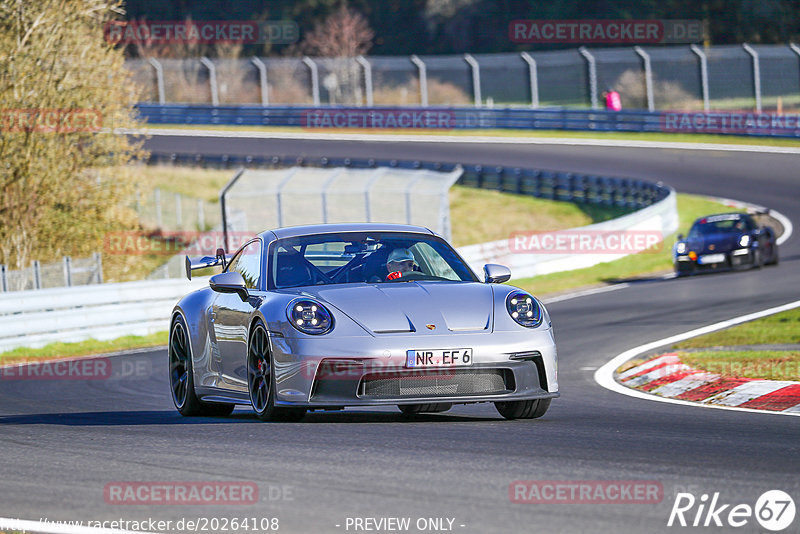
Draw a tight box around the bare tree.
[301,6,374,105]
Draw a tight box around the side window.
[229,240,262,289]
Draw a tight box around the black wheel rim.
[248,326,271,413]
[169,321,189,408]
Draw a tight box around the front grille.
[359,368,513,398]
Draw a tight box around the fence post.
[33,260,41,289]
[63,256,72,287]
[742,43,762,113]
[220,168,246,253]
[410,55,428,107]
[356,56,373,106]
[789,44,800,94]
[520,52,539,109]
[302,57,321,106]
[364,168,388,222]
[634,46,655,112]
[404,173,426,224]
[175,193,183,228]
[321,168,344,223]
[275,168,298,228]
[94,252,103,284]
[148,58,165,104]
[578,47,598,110]
[155,187,163,228]
[250,56,270,106]
[0,264,6,292]
[135,189,142,218]
[197,199,205,230]
[464,54,482,107]
[690,44,710,112]
[200,57,219,106]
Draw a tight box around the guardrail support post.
[464,54,482,107]
[250,57,270,106]
[690,44,710,112]
[63,256,72,287]
[94,252,103,284]
[634,46,655,112]
[742,43,762,113]
[520,52,539,108]
[578,47,599,110]
[302,57,321,106]
[200,57,219,106]
[148,58,166,105]
[410,55,428,107]
[356,56,373,106]
[0,264,6,292]
[33,260,41,289]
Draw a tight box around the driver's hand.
[386,271,402,281]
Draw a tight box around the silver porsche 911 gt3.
[169,223,558,421]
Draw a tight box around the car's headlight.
[739,235,750,247]
[287,299,333,335]
[676,242,687,254]
[506,291,543,328]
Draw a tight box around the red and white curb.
[595,299,800,417]
[618,353,800,413]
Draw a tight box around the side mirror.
[677,233,684,241]
[484,264,511,284]
[209,271,248,301]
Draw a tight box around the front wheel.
[495,398,551,420]
[248,322,306,422]
[169,316,234,417]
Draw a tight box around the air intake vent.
[359,369,513,398]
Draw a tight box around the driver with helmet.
[385,248,417,280]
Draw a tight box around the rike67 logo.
[668,490,795,531]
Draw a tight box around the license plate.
[698,253,725,264]
[405,348,473,368]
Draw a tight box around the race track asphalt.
[1,134,798,533]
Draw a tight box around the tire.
[398,403,452,415]
[169,316,235,417]
[494,398,551,420]
[247,322,306,422]
[752,248,763,270]
[767,244,779,266]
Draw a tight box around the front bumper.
[268,328,558,407]
[675,248,756,272]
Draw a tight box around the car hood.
[687,233,741,253]
[309,282,494,334]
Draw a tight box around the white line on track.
[0,517,156,534]
[542,283,630,304]
[594,299,800,417]
[123,127,800,155]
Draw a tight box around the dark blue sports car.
[673,213,779,276]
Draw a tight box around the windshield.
[688,216,750,237]
[268,231,478,289]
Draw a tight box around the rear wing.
[185,248,232,280]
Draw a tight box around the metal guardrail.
[0,277,208,352]
[136,104,800,138]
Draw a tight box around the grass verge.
[0,331,167,364]
[668,308,800,381]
